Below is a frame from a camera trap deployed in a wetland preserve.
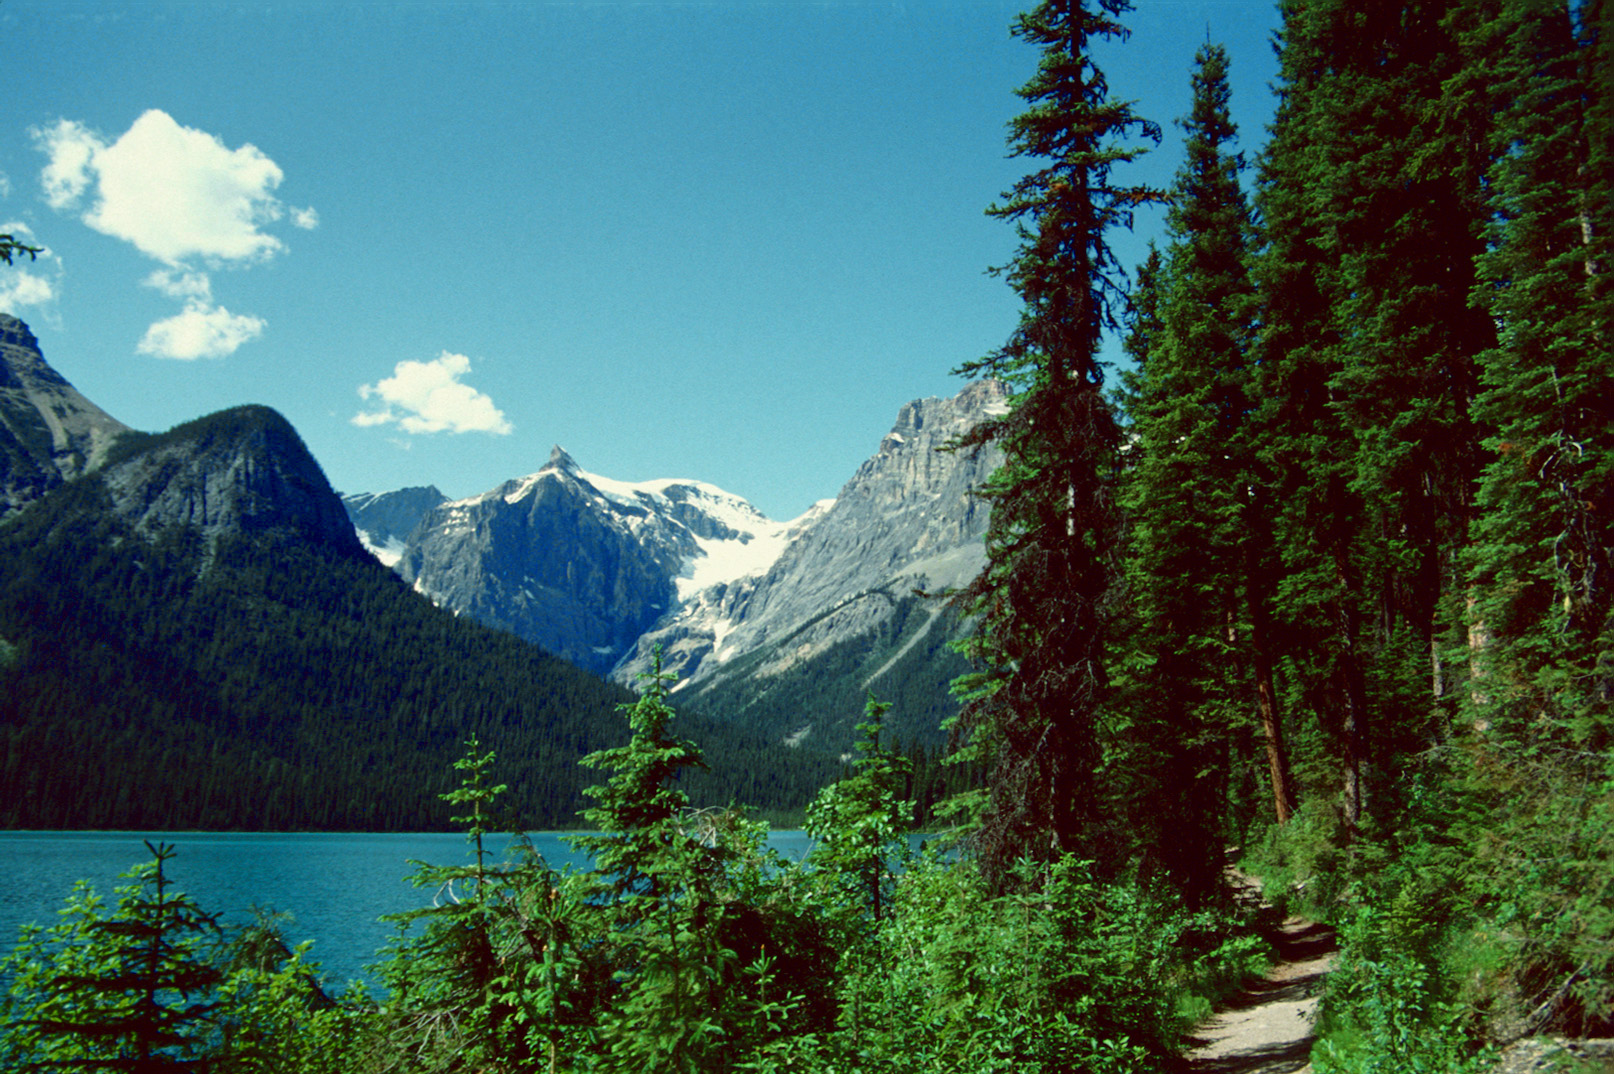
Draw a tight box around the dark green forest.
[1,0,1610,1070]
[0,415,840,830]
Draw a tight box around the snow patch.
[354,527,407,568]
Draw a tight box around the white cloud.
[31,111,318,358]
[0,269,56,313]
[354,352,513,436]
[35,110,293,265]
[0,171,11,198]
[0,221,61,316]
[35,119,98,211]
[137,302,265,360]
[144,267,213,302]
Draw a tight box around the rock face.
[393,446,808,676]
[378,381,1007,706]
[342,486,448,565]
[616,378,1007,689]
[0,315,131,519]
[99,405,362,553]
[0,316,357,553]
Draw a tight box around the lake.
[0,830,822,988]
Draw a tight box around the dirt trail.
[1180,915,1339,1074]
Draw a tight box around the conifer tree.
[1454,0,1614,1029]
[379,736,548,1072]
[1464,0,1612,743]
[1251,0,1493,833]
[953,0,1163,887]
[571,649,735,1072]
[19,843,225,1072]
[804,694,914,926]
[1118,43,1286,900]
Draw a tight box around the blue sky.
[1,0,1281,522]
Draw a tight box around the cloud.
[36,119,98,211]
[32,110,316,358]
[137,302,265,360]
[0,221,61,316]
[144,267,213,302]
[35,110,292,265]
[354,352,513,436]
[0,269,56,313]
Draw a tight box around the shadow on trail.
[1175,918,1338,1074]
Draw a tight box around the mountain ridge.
[0,315,833,829]
[1,313,132,520]
[351,378,1006,751]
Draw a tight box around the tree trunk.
[1251,609,1296,825]
[1246,534,1297,824]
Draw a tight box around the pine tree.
[1117,42,1285,901]
[804,694,915,926]
[1251,0,1494,834]
[952,0,1163,887]
[16,843,225,1072]
[1464,0,1612,743]
[570,649,734,1072]
[377,737,568,1072]
[1454,0,1614,1031]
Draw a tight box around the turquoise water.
[0,830,821,988]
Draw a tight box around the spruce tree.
[953,0,1162,887]
[1455,0,1614,1030]
[1117,43,1285,901]
[19,843,225,1072]
[804,694,914,926]
[1251,0,1494,834]
[570,649,736,1072]
[1464,0,1612,742]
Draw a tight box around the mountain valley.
[344,379,1006,755]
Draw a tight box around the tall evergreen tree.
[953,0,1162,887]
[1117,43,1288,901]
[1464,0,1612,743]
[1251,0,1494,834]
[1454,0,1614,1030]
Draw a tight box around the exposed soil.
[1178,914,1339,1074]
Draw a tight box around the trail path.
[1180,914,1339,1074]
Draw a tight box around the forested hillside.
[0,409,838,830]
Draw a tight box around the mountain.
[361,380,1007,753]
[0,319,831,830]
[99,406,364,552]
[342,485,448,565]
[0,314,130,520]
[626,379,1006,749]
[619,379,1006,685]
[388,446,816,677]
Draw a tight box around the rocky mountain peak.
[543,445,581,475]
[100,405,362,553]
[613,380,1006,689]
[0,316,46,380]
[1,315,132,518]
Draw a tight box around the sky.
[1,0,1283,523]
